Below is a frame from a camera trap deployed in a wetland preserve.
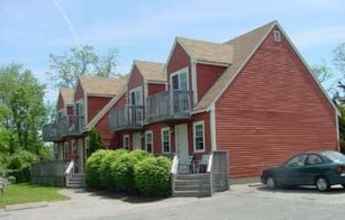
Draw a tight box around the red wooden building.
[106,21,339,180]
[43,21,339,188]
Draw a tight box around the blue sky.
[1,0,345,101]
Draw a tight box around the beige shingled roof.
[176,37,233,65]
[134,60,166,82]
[79,75,127,96]
[59,88,74,105]
[194,21,277,111]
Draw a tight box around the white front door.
[133,132,142,150]
[175,124,189,162]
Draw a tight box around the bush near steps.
[85,149,172,197]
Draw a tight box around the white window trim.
[161,127,171,153]
[144,130,154,153]
[123,134,130,149]
[273,30,282,42]
[128,86,143,106]
[169,67,190,91]
[193,121,205,153]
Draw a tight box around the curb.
[5,202,48,212]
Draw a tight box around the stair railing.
[171,155,179,175]
[65,160,75,187]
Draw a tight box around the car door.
[280,154,308,186]
[299,154,326,185]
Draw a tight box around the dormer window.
[170,68,188,91]
[273,30,282,42]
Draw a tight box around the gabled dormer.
[109,60,165,131]
[166,37,232,106]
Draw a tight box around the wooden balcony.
[67,115,85,136]
[145,90,192,124]
[42,114,85,142]
[109,105,144,131]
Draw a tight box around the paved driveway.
[2,184,345,220]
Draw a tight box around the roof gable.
[194,20,338,116]
[176,37,233,65]
[134,60,166,82]
[79,75,127,97]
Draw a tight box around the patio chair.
[178,155,194,174]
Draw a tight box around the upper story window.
[129,87,143,106]
[144,131,153,153]
[161,127,171,153]
[170,68,188,91]
[193,121,205,153]
[123,135,130,149]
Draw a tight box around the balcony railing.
[145,90,192,123]
[109,105,144,131]
[67,115,85,136]
[42,114,85,142]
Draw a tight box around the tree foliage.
[48,45,119,88]
[87,128,104,157]
[0,64,48,174]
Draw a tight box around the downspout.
[209,103,217,151]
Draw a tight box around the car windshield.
[320,151,345,163]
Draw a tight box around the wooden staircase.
[171,152,229,197]
[173,173,211,197]
[66,173,85,188]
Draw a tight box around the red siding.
[167,43,190,74]
[148,83,166,96]
[166,42,193,103]
[128,66,143,91]
[215,28,338,178]
[75,81,84,102]
[94,110,113,148]
[144,122,175,154]
[196,64,225,101]
[187,112,211,156]
[87,96,112,123]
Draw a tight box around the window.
[123,135,130,149]
[286,154,307,167]
[129,87,142,106]
[144,131,153,153]
[161,128,171,153]
[170,68,188,91]
[193,121,205,152]
[273,30,282,42]
[306,154,324,165]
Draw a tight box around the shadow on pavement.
[72,188,169,204]
[256,185,345,194]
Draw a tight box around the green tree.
[0,64,47,156]
[48,45,119,88]
[87,128,104,157]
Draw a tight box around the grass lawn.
[0,183,67,208]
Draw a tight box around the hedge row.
[85,149,172,197]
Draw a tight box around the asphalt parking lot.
[2,184,345,220]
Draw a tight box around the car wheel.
[266,176,276,189]
[315,177,329,192]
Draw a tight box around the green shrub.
[110,150,151,192]
[7,167,31,183]
[134,156,172,197]
[99,149,127,189]
[85,149,109,188]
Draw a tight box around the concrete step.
[175,184,210,191]
[173,190,211,197]
[175,174,210,181]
